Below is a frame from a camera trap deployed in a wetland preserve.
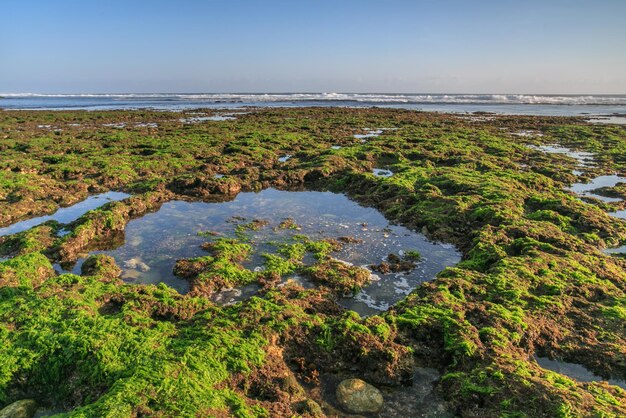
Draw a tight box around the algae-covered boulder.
[336,378,383,413]
[305,259,371,293]
[0,399,37,418]
[81,254,121,280]
[293,399,324,416]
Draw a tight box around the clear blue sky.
[2,0,625,94]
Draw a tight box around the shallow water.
[534,145,595,168]
[535,356,626,390]
[0,191,130,237]
[532,145,626,253]
[62,189,460,315]
[179,115,236,123]
[372,168,394,178]
[587,116,626,125]
[354,129,383,140]
[569,174,626,203]
[319,368,453,418]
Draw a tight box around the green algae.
[0,108,625,416]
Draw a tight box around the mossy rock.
[0,400,37,418]
[81,254,122,281]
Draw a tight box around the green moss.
[1,108,626,416]
[0,252,54,288]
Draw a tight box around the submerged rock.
[336,378,383,414]
[0,399,37,418]
[124,257,150,272]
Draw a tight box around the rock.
[81,254,121,280]
[336,378,383,414]
[121,269,141,280]
[293,399,324,416]
[0,399,37,418]
[124,258,150,272]
[279,374,303,395]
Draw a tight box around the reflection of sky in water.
[534,144,595,167]
[373,168,394,178]
[61,189,460,315]
[569,174,626,203]
[535,356,626,390]
[0,191,130,237]
[532,144,626,254]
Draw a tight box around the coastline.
[0,107,625,417]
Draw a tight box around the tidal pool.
[569,174,626,203]
[535,356,626,390]
[373,168,394,178]
[179,115,236,123]
[532,144,626,253]
[354,129,383,140]
[63,189,460,315]
[0,191,130,237]
[533,144,595,168]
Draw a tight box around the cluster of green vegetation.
[0,108,625,416]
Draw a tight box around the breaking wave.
[3,92,626,105]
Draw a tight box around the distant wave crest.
[2,92,626,105]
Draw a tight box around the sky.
[1,0,625,94]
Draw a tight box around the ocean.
[1,93,626,118]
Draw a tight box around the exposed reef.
[0,108,625,416]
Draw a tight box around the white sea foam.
[3,92,626,105]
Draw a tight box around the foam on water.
[4,93,626,116]
[3,93,626,105]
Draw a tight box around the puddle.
[531,144,626,253]
[331,145,342,150]
[0,191,130,237]
[569,174,626,202]
[317,368,453,418]
[587,116,626,125]
[60,189,460,315]
[278,155,292,163]
[179,115,236,123]
[211,283,260,306]
[377,368,454,418]
[533,144,595,168]
[512,130,544,137]
[373,169,394,178]
[535,356,626,390]
[603,244,626,254]
[354,129,383,140]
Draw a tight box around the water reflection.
[61,189,460,315]
[0,191,130,237]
